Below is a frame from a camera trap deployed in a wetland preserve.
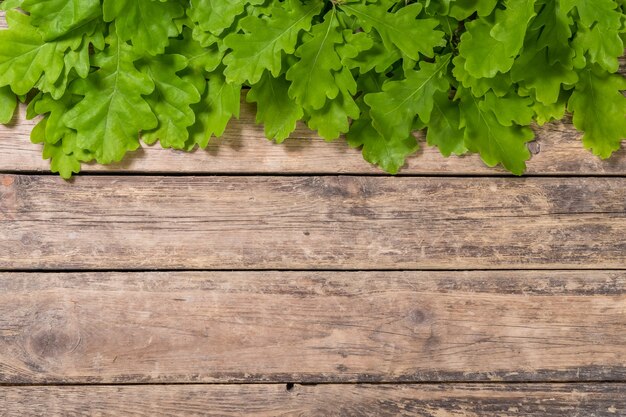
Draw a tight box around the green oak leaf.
[63,32,158,164]
[247,72,302,143]
[564,0,624,71]
[139,54,202,149]
[340,2,446,60]
[337,30,374,69]
[0,85,17,124]
[449,0,498,20]
[103,0,184,55]
[459,0,537,78]
[0,0,24,10]
[347,117,418,174]
[167,27,222,95]
[458,88,534,174]
[223,0,322,84]
[306,91,359,141]
[22,0,101,40]
[41,131,92,179]
[574,23,624,73]
[527,0,574,66]
[482,92,535,126]
[568,65,626,158]
[365,55,451,142]
[29,92,79,144]
[42,139,82,179]
[304,65,359,141]
[533,93,568,126]
[188,0,264,36]
[29,97,93,179]
[511,48,579,105]
[187,72,241,148]
[36,31,98,100]
[286,9,343,110]
[452,55,511,97]
[0,9,102,99]
[426,0,454,16]
[562,0,621,27]
[0,11,65,95]
[340,31,399,74]
[427,91,467,157]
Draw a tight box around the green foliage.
[0,0,625,177]
[0,86,16,124]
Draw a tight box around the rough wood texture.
[1,12,625,176]
[2,175,625,270]
[1,271,625,383]
[1,384,624,416]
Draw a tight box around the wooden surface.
[1,384,624,416]
[2,9,626,416]
[2,175,626,270]
[1,271,625,384]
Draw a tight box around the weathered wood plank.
[1,271,625,383]
[1,175,625,270]
[2,12,625,176]
[1,383,624,416]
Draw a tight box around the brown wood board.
[1,384,625,416]
[1,271,625,383]
[1,175,625,270]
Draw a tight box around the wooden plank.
[1,175,625,270]
[1,384,624,416]
[2,12,625,176]
[1,271,625,383]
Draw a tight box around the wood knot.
[349,206,375,218]
[24,309,81,360]
[20,233,34,246]
[407,309,426,324]
[30,330,77,359]
[528,141,541,155]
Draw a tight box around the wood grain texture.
[1,384,625,416]
[1,271,625,383]
[2,175,626,270]
[1,12,625,176]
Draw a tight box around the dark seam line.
[1,380,626,387]
[2,171,626,178]
[2,268,626,274]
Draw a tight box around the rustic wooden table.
[1,101,626,416]
[1,11,625,414]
